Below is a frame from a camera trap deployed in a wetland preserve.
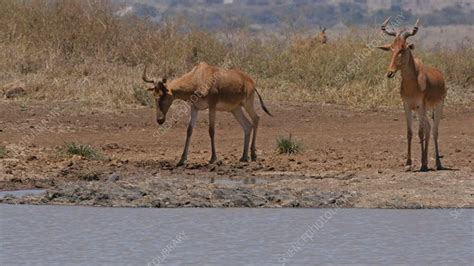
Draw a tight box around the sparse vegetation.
[276,134,303,155]
[63,143,102,160]
[0,0,472,109]
[133,85,154,107]
[0,146,7,159]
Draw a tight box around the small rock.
[26,155,38,161]
[107,174,120,182]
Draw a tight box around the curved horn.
[142,65,155,84]
[403,18,420,39]
[381,16,396,36]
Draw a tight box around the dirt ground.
[0,101,472,208]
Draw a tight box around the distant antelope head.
[376,17,419,78]
[142,66,172,125]
[319,25,327,44]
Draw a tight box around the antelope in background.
[377,17,447,171]
[292,25,328,50]
[142,62,272,166]
[319,25,327,44]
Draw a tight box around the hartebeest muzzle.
[157,117,166,125]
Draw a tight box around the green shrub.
[276,134,303,155]
[63,143,101,160]
[0,146,7,158]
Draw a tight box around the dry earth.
[0,101,472,208]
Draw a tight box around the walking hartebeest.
[142,62,272,166]
[377,17,447,171]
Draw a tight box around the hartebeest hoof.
[436,158,445,170]
[176,160,186,167]
[240,156,250,162]
[209,156,218,164]
[419,165,429,172]
[250,153,257,162]
[404,159,412,171]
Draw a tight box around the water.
[0,205,472,265]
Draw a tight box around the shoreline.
[1,102,473,209]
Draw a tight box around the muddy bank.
[0,176,356,208]
[1,158,472,208]
[0,102,473,208]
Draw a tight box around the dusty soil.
[0,101,472,208]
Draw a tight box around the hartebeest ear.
[407,43,415,50]
[376,44,391,51]
[158,80,172,96]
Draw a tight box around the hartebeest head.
[377,17,420,78]
[142,66,173,125]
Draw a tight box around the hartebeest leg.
[417,107,431,172]
[177,106,199,166]
[232,108,252,162]
[243,99,260,161]
[403,102,413,169]
[433,104,444,170]
[208,106,217,164]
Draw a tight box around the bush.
[276,134,303,155]
[0,146,7,159]
[63,143,102,160]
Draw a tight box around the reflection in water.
[0,205,472,265]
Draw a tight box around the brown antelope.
[292,26,328,50]
[319,25,327,44]
[377,17,447,171]
[142,62,272,166]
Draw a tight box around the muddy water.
[0,205,472,265]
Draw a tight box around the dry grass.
[1,0,473,110]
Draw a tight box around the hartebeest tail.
[255,88,273,117]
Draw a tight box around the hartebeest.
[142,62,272,166]
[292,25,328,50]
[319,25,327,44]
[377,17,447,171]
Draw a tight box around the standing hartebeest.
[142,62,272,166]
[319,25,327,44]
[377,17,447,171]
[292,25,328,50]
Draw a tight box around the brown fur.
[143,62,272,166]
